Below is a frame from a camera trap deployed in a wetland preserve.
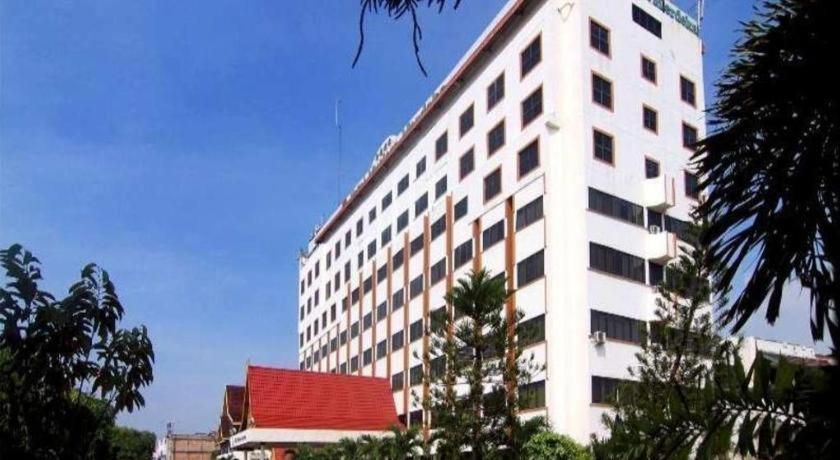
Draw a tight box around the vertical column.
[370,259,378,378]
[386,247,393,382]
[402,232,411,422]
[358,271,364,376]
[421,215,431,441]
[504,197,517,395]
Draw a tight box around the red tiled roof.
[225,384,245,423]
[245,366,399,431]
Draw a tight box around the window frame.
[589,18,611,57]
[517,138,540,178]
[520,34,542,78]
[642,104,658,134]
[640,54,657,85]
[483,167,503,203]
[591,71,614,111]
[592,128,615,166]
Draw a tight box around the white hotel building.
[297,0,704,442]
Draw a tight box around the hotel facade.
[297,0,704,442]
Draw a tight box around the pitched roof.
[244,366,399,431]
[225,384,245,423]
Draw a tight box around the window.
[397,210,409,232]
[641,56,657,83]
[345,230,351,247]
[416,156,426,178]
[588,188,644,226]
[340,330,347,345]
[592,376,626,404]
[369,207,377,223]
[326,253,332,270]
[382,191,393,210]
[517,250,544,287]
[519,380,545,410]
[431,216,446,241]
[518,139,539,177]
[363,312,372,331]
[484,168,502,202]
[356,218,363,237]
[398,174,409,195]
[685,172,700,199]
[645,158,660,179]
[454,240,473,269]
[350,356,359,372]
[431,258,446,285]
[521,87,543,127]
[330,303,337,322]
[334,272,340,290]
[649,261,664,286]
[592,73,613,109]
[377,340,388,360]
[377,301,388,321]
[340,362,347,374]
[393,250,404,271]
[367,240,377,259]
[435,176,447,199]
[590,19,610,55]
[487,120,505,156]
[363,348,372,366]
[593,129,614,164]
[410,319,424,342]
[351,321,359,338]
[381,226,392,246]
[459,105,474,137]
[391,330,404,351]
[299,333,304,347]
[682,123,698,150]
[516,196,543,230]
[589,242,646,283]
[330,336,338,351]
[520,35,541,77]
[410,275,424,299]
[435,132,448,160]
[632,4,661,38]
[430,307,447,331]
[415,193,428,217]
[410,235,424,257]
[643,105,658,133]
[357,251,363,268]
[482,220,505,250]
[591,309,644,344]
[454,197,468,221]
[519,314,545,347]
[680,76,696,106]
[410,364,423,386]
[299,305,304,321]
[335,240,341,259]
[392,372,404,392]
[459,149,475,179]
[487,73,505,110]
[665,215,694,244]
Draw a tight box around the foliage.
[419,269,543,458]
[522,432,591,460]
[353,0,462,75]
[295,424,421,459]
[694,0,840,345]
[594,227,836,459]
[0,243,155,459]
[107,425,156,460]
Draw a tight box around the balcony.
[647,228,678,263]
[644,175,676,211]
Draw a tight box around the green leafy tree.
[0,244,155,459]
[107,426,156,460]
[420,269,543,459]
[522,432,591,460]
[691,0,839,456]
[594,227,833,459]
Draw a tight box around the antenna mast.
[696,0,705,31]
[335,99,343,204]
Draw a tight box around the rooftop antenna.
[696,0,705,31]
[335,99,343,204]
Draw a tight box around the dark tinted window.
[522,87,543,126]
[591,309,645,344]
[454,240,473,269]
[632,4,661,38]
[641,56,656,83]
[680,76,696,105]
[431,216,446,241]
[398,174,409,195]
[517,250,544,286]
[459,105,474,137]
[516,196,543,230]
[593,129,614,163]
[487,73,505,110]
[520,35,541,77]
[454,197,468,221]
[482,220,505,250]
[519,314,545,347]
[484,169,502,201]
[415,193,428,217]
[435,176,447,199]
[430,258,446,285]
[685,172,700,198]
[588,188,644,226]
[589,243,646,283]
[592,73,613,109]
[488,121,505,156]
[416,156,426,178]
[435,132,448,159]
[643,106,658,132]
[518,139,539,177]
[645,158,660,179]
[397,210,409,232]
[459,149,475,179]
[590,20,610,55]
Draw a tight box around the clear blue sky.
[0,0,818,436]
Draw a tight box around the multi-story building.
[297,0,704,442]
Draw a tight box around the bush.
[522,432,591,460]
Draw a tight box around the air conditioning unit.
[591,331,607,345]
[649,225,662,234]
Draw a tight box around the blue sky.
[0,0,819,436]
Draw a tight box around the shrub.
[522,432,591,460]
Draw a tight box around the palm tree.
[384,424,422,459]
[694,0,839,347]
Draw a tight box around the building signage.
[645,0,700,36]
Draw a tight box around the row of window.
[301,32,548,298]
